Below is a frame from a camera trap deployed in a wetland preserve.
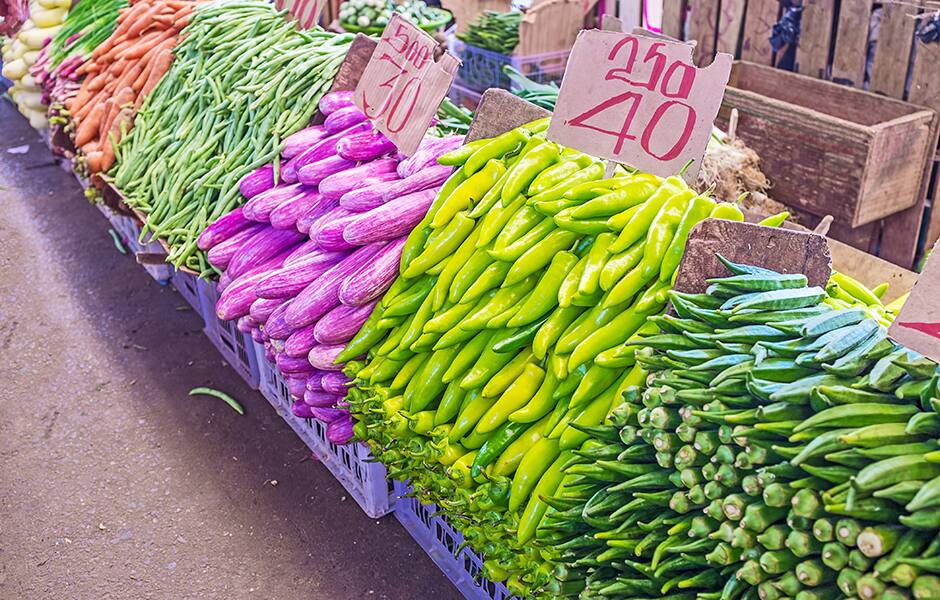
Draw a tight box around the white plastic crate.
[393,481,520,600]
[109,213,174,283]
[197,279,260,389]
[253,341,396,518]
[170,270,202,314]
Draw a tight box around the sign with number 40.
[547,29,732,181]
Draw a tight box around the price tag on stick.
[354,14,460,156]
[888,240,940,363]
[547,29,731,181]
[276,0,326,29]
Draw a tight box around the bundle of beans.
[195,91,462,444]
[113,1,356,274]
[64,0,196,174]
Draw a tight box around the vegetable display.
[63,0,194,174]
[457,10,522,54]
[538,258,938,599]
[342,120,741,596]
[2,0,71,128]
[197,90,462,443]
[338,0,449,32]
[47,0,127,67]
[112,0,354,274]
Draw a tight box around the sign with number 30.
[354,14,460,156]
[547,29,732,180]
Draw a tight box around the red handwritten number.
[568,34,699,161]
[641,101,696,161]
[385,77,422,133]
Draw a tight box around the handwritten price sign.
[354,14,460,156]
[275,0,325,29]
[889,240,940,363]
[547,29,732,180]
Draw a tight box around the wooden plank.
[466,89,550,142]
[687,0,719,63]
[882,38,940,266]
[828,237,917,303]
[796,0,835,79]
[869,3,917,98]
[830,0,872,87]
[661,0,686,40]
[740,0,779,64]
[715,0,746,55]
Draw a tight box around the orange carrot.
[139,48,174,101]
[75,102,107,146]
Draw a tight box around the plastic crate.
[171,269,202,314]
[197,279,260,389]
[449,83,483,112]
[253,342,396,518]
[109,213,174,284]
[393,481,520,600]
[453,40,569,94]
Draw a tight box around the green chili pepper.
[432,159,505,228]
[506,251,579,327]
[527,162,605,206]
[570,174,661,219]
[403,212,476,278]
[501,142,560,204]
[607,177,687,253]
[503,229,581,286]
[461,129,528,175]
[471,420,532,478]
[438,138,491,166]
[658,194,716,281]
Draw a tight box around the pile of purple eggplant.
[195,90,462,444]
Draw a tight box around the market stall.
[4,1,940,599]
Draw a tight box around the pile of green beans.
[542,257,940,599]
[457,10,522,54]
[49,0,129,66]
[112,0,353,275]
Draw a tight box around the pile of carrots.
[66,0,197,174]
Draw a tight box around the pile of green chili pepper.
[457,10,523,55]
[111,0,353,274]
[539,256,940,599]
[340,119,733,596]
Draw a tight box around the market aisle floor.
[0,102,458,600]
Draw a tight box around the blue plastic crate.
[170,270,202,314]
[108,212,174,284]
[253,342,396,518]
[197,279,260,389]
[453,39,569,94]
[393,481,520,600]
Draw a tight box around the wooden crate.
[664,0,940,269]
[717,61,933,228]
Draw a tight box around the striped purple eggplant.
[262,299,297,340]
[336,129,395,162]
[285,121,370,181]
[307,343,345,371]
[239,164,275,199]
[225,227,306,280]
[242,184,304,222]
[197,206,255,251]
[318,90,355,115]
[283,239,320,265]
[315,213,359,251]
[237,315,257,333]
[282,125,329,159]
[338,237,406,306]
[323,104,367,133]
[306,373,324,392]
[318,158,399,200]
[297,155,357,186]
[286,377,308,400]
[283,243,385,329]
[303,389,343,408]
[254,249,348,300]
[206,223,266,270]
[313,300,377,345]
[284,324,318,358]
[342,190,435,246]
[307,206,352,241]
[397,135,463,178]
[327,415,353,444]
[249,297,284,323]
[310,406,347,423]
[320,372,351,396]
[276,353,316,375]
[295,197,340,235]
[269,190,325,230]
[381,165,452,203]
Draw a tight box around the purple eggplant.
[250,328,264,343]
[303,389,343,408]
[254,249,347,300]
[323,104,367,133]
[397,135,463,178]
[336,129,395,162]
[277,353,316,375]
[197,206,255,251]
[318,158,399,200]
[283,239,320,265]
[206,223,266,270]
[297,155,357,187]
[342,190,435,246]
[327,415,354,444]
[239,164,275,199]
[215,270,269,320]
[318,90,355,115]
[320,372,351,396]
[242,184,304,223]
[286,377,308,399]
[306,373,324,391]
[284,244,384,329]
[262,299,296,340]
[249,297,284,323]
[295,197,340,235]
[225,227,306,280]
[339,238,405,306]
[307,206,352,241]
[237,315,256,333]
[263,342,275,362]
[307,343,346,371]
[282,125,329,159]
[269,190,324,231]
[292,399,316,418]
[313,300,377,345]
[310,406,347,423]
[382,165,452,203]
[284,324,318,358]
[315,213,358,251]
[284,121,370,182]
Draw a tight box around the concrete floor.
[0,101,458,600]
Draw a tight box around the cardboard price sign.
[889,241,940,363]
[353,14,460,156]
[275,0,325,29]
[547,29,731,181]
